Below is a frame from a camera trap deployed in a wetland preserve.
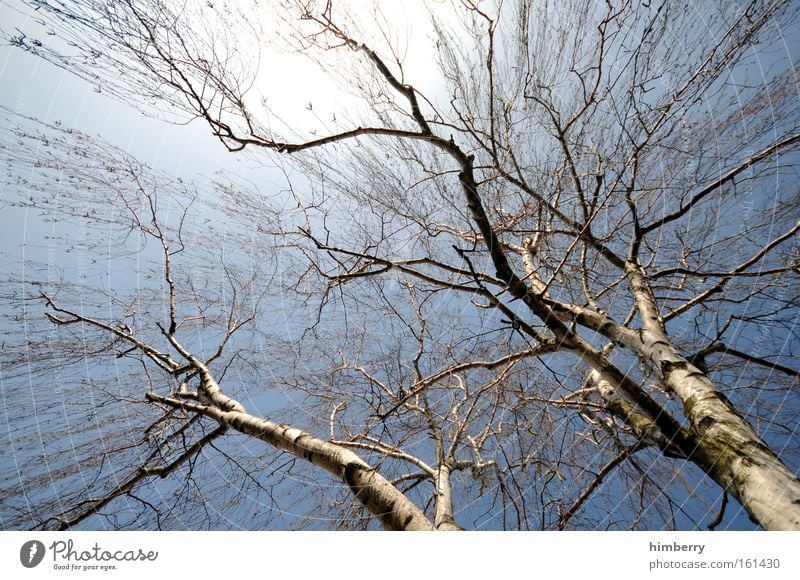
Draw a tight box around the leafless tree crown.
[1,0,799,530]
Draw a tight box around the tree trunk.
[147,393,434,531]
[627,264,800,530]
[433,464,463,530]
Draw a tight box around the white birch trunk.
[147,391,434,531]
[587,370,685,458]
[626,264,800,530]
[433,464,463,530]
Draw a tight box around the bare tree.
[1,0,799,530]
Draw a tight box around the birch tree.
[2,0,799,530]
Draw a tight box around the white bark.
[626,264,800,530]
[587,370,685,458]
[147,393,434,531]
[433,464,463,530]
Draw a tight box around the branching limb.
[145,393,434,530]
[45,422,226,531]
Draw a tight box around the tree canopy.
[1,0,799,530]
